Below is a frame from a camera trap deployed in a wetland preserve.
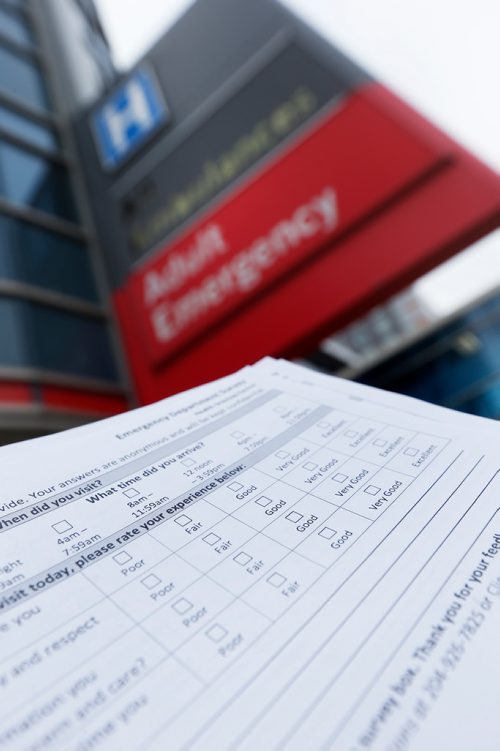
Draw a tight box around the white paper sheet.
[0,359,498,750]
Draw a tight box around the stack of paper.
[0,359,498,750]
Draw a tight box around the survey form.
[0,359,498,750]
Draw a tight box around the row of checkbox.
[122,531,340,593]
[194,450,415,497]
[173,491,339,533]
[277,436,422,456]
[113,529,342,622]
[272,444,420,471]
[275,422,423,456]
[173,501,342,547]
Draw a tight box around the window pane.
[0,294,29,364]
[0,6,33,48]
[0,44,49,110]
[0,140,78,221]
[459,378,500,419]
[0,0,26,9]
[0,215,98,301]
[0,297,119,381]
[0,103,58,151]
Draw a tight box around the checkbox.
[373,439,387,447]
[345,430,358,438]
[318,527,337,540]
[203,533,221,546]
[318,421,331,429]
[332,473,348,483]
[123,488,139,499]
[404,447,419,457]
[175,514,192,527]
[267,572,287,588]
[172,598,193,615]
[123,488,140,498]
[228,482,243,492]
[234,552,252,566]
[286,511,303,523]
[141,574,161,590]
[181,458,195,467]
[113,551,132,565]
[52,520,73,534]
[303,461,318,471]
[206,624,228,643]
[275,450,290,459]
[364,485,380,496]
[274,406,287,414]
[255,496,272,507]
[231,431,244,438]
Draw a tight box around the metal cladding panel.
[122,42,358,259]
[112,82,500,403]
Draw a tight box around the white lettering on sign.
[143,224,228,306]
[149,186,338,344]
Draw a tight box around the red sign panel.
[127,92,444,366]
[115,83,500,403]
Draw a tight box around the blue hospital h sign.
[92,67,168,170]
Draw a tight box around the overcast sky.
[96,0,500,316]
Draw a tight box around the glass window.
[0,215,98,301]
[459,377,500,419]
[0,139,78,221]
[0,0,26,9]
[0,297,119,381]
[0,6,33,48]
[0,44,49,110]
[0,103,58,151]
[0,293,29,364]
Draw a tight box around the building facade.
[318,287,437,371]
[0,0,128,443]
[1,0,500,444]
[353,288,500,420]
[73,0,500,406]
